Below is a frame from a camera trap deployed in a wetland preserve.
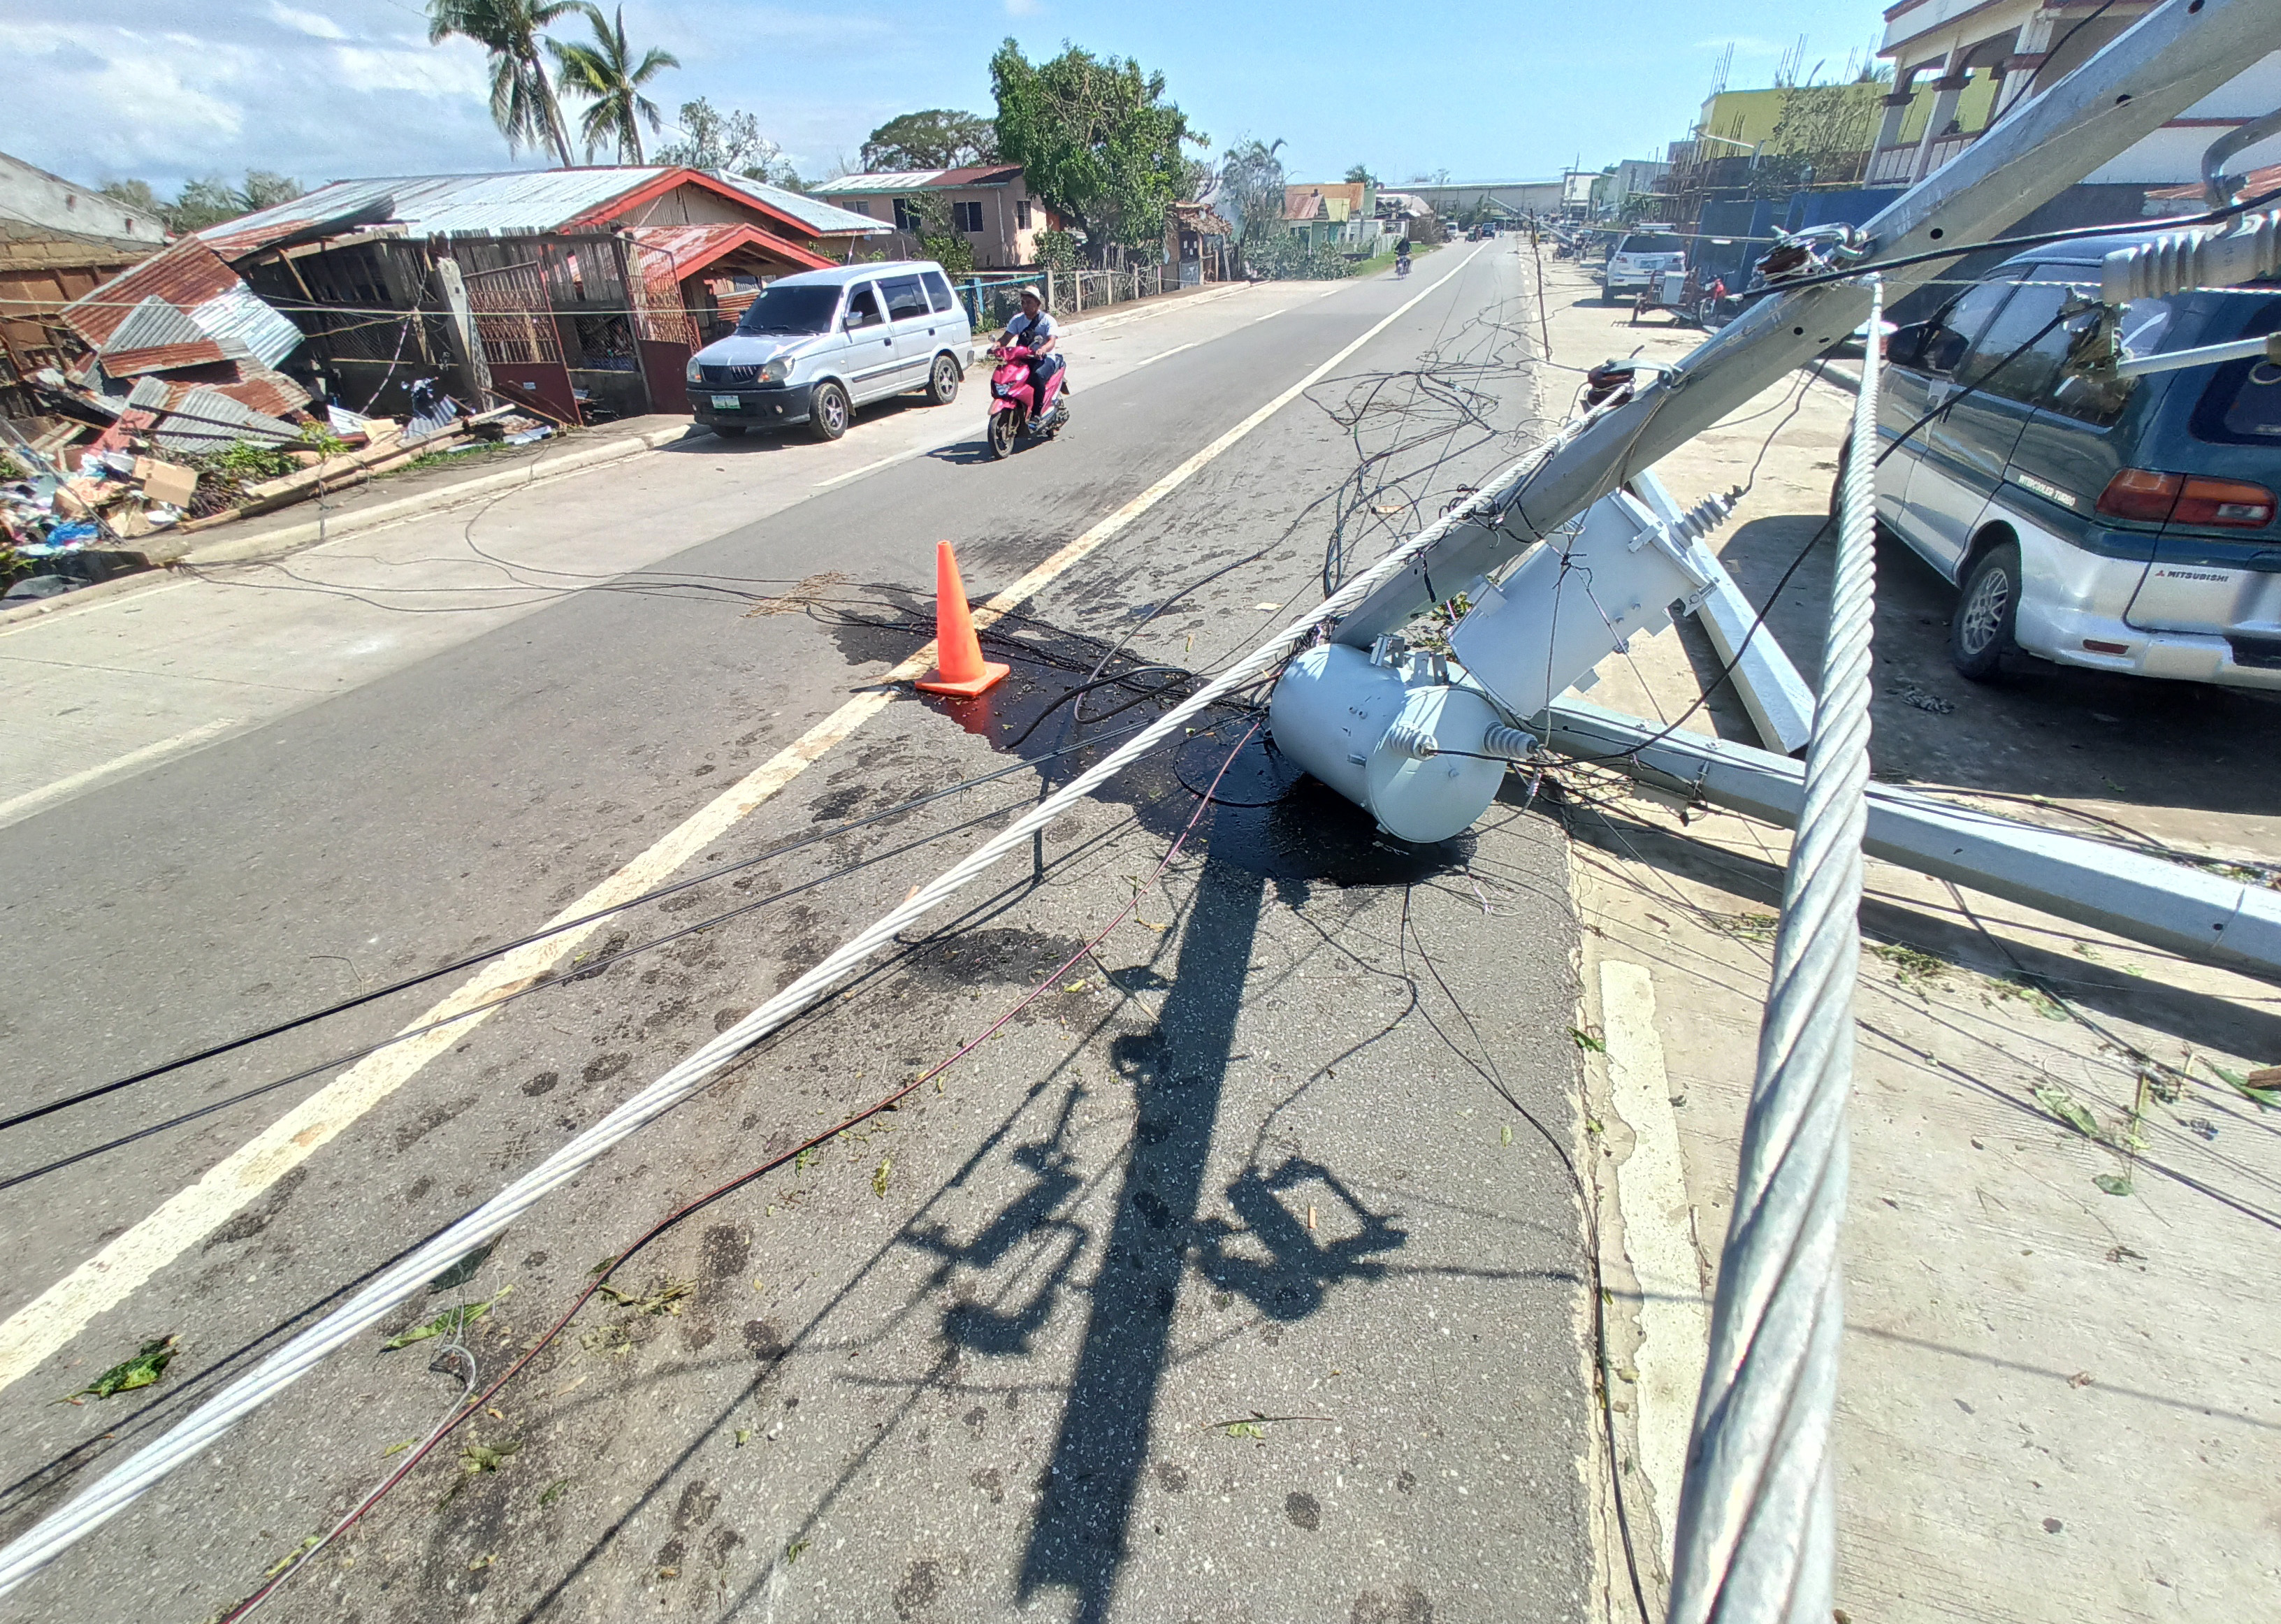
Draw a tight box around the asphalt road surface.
[0,245,1607,1623]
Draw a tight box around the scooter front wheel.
[987,409,1019,459]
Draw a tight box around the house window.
[954,200,985,233]
[1016,199,1033,230]
[893,197,922,233]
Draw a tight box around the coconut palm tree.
[427,0,579,167]
[547,4,681,166]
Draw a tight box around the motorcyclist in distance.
[1395,238,1412,276]
[999,287,1067,402]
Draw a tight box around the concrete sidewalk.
[1527,253,2281,1623]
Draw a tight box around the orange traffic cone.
[915,540,1008,697]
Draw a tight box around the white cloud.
[331,41,490,96]
[1004,0,1044,15]
[268,3,348,40]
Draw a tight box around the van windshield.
[734,285,842,335]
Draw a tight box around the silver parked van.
[687,261,974,441]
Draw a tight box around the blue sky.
[6,0,1890,194]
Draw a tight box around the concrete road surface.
[0,244,1613,1623]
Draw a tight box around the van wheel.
[1950,541,2020,681]
[809,381,850,442]
[927,354,960,405]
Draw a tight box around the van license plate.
[710,394,741,410]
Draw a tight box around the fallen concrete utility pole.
[1326,0,2273,652]
[1547,697,2281,985]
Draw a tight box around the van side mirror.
[1885,321,1930,366]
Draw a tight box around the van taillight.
[2096,469,2277,527]
[2095,469,2180,521]
[2173,476,2275,527]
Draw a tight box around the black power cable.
[0,716,1175,1136]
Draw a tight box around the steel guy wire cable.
[1665,276,1885,1624]
[212,725,1259,1623]
[0,412,1596,1601]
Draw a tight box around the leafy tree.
[1344,164,1378,187]
[990,40,1205,261]
[138,171,307,233]
[97,179,164,218]
[427,0,579,166]
[655,97,801,187]
[861,109,999,172]
[655,97,769,171]
[547,3,679,164]
[1216,138,1287,270]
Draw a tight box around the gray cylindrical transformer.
[1268,642,1512,843]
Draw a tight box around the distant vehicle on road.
[1603,229,1687,303]
[686,260,973,442]
[1860,232,2281,688]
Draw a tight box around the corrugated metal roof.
[189,284,303,370]
[201,169,890,259]
[60,245,299,372]
[709,174,890,235]
[623,223,833,276]
[200,171,669,252]
[64,240,242,349]
[147,386,301,454]
[809,171,944,196]
[105,295,207,353]
[103,340,228,375]
[932,165,1023,188]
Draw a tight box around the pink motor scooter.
[984,343,1070,459]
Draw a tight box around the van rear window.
[1619,234,1683,256]
[2191,297,2281,444]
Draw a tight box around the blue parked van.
[1859,231,2281,688]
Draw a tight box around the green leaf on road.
[2092,1173,2134,1197]
[2203,1060,2279,1110]
[1569,1027,1605,1054]
[383,1286,512,1349]
[2032,1085,2100,1140]
[539,1477,572,1507]
[873,1157,893,1198]
[61,1335,175,1404]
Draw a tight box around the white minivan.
[687,261,975,441]
[1603,230,1687,303]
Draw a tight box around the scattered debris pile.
[3,239,551,605]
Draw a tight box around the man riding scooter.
[999,287,1067,408]
[1395,238,1412,278]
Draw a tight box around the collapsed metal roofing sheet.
[147,386,300,454]
[102,340,228,375]
[104,295,206,353]
[189,284,304,370]
[64,240,241,348]
[64,240,303,369]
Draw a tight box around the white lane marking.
[813,447,926,490]
[1133,341,1200,369]
[1598,959,1709,1573]
[0,718,242,828]
[0,242,1484,1393]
